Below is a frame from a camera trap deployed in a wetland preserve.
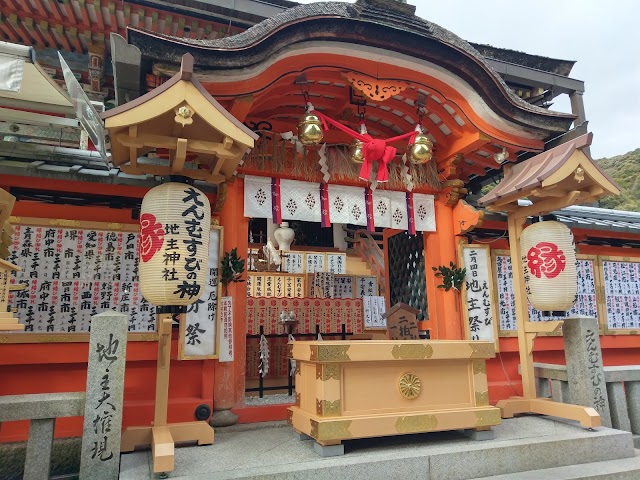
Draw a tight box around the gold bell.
[349,139,364,164]
[408,132,433,164]
[297,112,324,145]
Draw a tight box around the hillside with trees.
[597,148,640,212]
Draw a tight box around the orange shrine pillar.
[423,198,463,340]
[212,180,249,426]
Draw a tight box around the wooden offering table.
[288,340,500,453]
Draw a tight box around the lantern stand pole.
[496,208,601,429]
[121,309,214,473]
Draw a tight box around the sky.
[294,0,640,159]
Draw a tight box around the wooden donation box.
[288,340,500,446]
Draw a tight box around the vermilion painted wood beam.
[68,26,83,53]
[30,0,48,18]
[58,0,76,22]
[163,14,173,35]
[175,16,185,37]
[107,2,117,31]
[89,0,104,30]
[251,86,465,142]
[123,3,131,27]
[47,0,64,21]
[76,0,91,28]
[229,96,255,122]
[22,17,47,47]
[436,131,491,165]
[459,159,488,177]
[465,151,502,169]
[54,23,72,51]
[422,97,466,139]
[0,13,20,43]
[252,105,405,141]
[8,14,31,45]
[69,0,83,23]
[136,8,146,31]
[37,20,56,48]
[13,0,30,13]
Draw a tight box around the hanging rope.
[310,106,417,183]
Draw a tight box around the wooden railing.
[343,226,386,294]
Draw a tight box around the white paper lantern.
[139,182,211,306]
[520,220,577,312]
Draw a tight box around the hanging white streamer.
[317,332,323,341]
[280,131,304,156]
[370,179,378,191]
[318,143,330,183]
[288,333,296,376]
[259,334,270,376]
[401,154,414,192]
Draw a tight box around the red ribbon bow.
[311,110,415,183]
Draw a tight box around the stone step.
[120,416,637,480]
[474,450,640,480]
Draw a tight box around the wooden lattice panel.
[388,231,427,321]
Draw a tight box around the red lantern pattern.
[139,213,164,263]
[526,242,566,279]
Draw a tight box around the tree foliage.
[597,148,640,212]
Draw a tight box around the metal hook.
[416,105,426,126]
[357,104,366,122]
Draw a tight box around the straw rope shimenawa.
[520,220,577,312]
[139,182,211,306]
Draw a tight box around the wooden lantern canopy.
[102,54,257,184]
[112,55,257,474]
[139,183,211,306]
[521,221,577,312]
[478,133,620,428]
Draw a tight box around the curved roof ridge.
[128,0,575,128]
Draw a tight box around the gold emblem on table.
[398,372,422,399]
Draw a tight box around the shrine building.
[1,0,639,444]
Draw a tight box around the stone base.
[209,408,239,428]
[463,428,495,441]
[119,416,639,480]
[298,433,313,441]
[313,442,344,457]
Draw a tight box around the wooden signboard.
[282,252,304,274]
[599,256,640,334]
[384,302,420,339]
[4,218,224,346]
[326,253,347,274]
[459,244,499,350]
[178,226,223,360]
[305,253,325,273]
[363,295,387,329]
[356,275,378,297]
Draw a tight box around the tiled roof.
[126,0,575,126]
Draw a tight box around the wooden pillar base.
[497,397,601,429]
[121,421,214,473]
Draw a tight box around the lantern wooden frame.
[477,133,620,428]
